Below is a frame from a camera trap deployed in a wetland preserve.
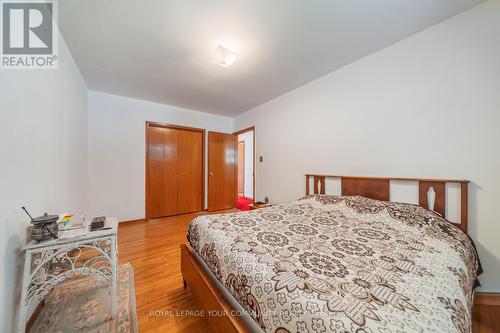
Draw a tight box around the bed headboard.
[305,174,469,232]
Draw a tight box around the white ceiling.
[59,0,484,117]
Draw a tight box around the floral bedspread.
[188,195,481,333]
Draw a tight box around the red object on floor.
[237,195,253,211]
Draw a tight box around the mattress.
[187,195,481,333]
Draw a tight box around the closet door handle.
[209,172,214,177]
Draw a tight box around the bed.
[181,174,481,333]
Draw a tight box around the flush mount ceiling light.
[210,45,237,67]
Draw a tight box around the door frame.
[145,121,206,219]
[237,140,245,196]
[233,126,255,201]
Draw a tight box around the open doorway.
[234,127,255,211]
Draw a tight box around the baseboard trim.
[475,292,500,306]
[122,209,230,223]
[120,218,144,223]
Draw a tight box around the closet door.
[147,126,166,218]
[177,130,203,214]
[162,128,178,216]
[147,125,179,219]
[146,122,205,219]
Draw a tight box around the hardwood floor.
[118,211,231,333]
[473,304,500,333]
[118,212,500,333]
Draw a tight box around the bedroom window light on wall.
[210,45,237,67]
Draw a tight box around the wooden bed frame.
[305,174,469,232]
[181,174,470,332]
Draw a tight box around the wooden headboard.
[305,174,469,232]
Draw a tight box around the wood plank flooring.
[472,304,500,333]
[118,212,500,333]
[118,211,230,333]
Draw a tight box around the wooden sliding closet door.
[146,122,204,219]
[163,128,178,216]
[177,130,203,214]
[147,126,167,218]
[208,132,237,211]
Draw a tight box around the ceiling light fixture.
[210,45,237,67]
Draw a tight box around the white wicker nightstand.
[17,218,119,332]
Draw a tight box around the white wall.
[234,0,500,292]
[87,91,233,221]
[0,38,88,331]
[238,131,254,198]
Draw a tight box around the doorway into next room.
[235,127,255,211]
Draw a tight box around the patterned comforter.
[187,195,481,333]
